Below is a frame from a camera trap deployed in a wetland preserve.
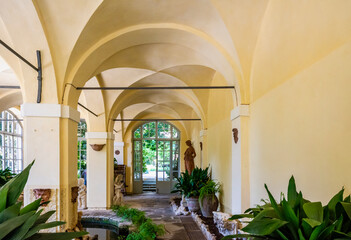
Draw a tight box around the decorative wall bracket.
[90,144,105,151]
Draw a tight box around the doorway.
[133,121,180,194]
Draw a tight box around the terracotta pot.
[200,194,219,217]
[185,196,200,212]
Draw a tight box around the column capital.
[231,104,250,120]
[21,103,80,123]
[85,132,115,140]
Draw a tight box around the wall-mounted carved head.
[232,128,239,144]
[33,189,51,206]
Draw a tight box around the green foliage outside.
[223,176,351,240]
[112,205,165,240]
[0,160,88,240]
[172,167,210,198]
[142,140,156,174]
[0,167,15,187]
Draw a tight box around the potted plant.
[0,167,15,187]
[223,176,351,240]
[172,167,210,212]
[199,179,220,217]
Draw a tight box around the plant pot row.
[186,194,219,217]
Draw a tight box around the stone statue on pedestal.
[77,178,87,209]
[113,174,124,205]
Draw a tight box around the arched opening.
[133,121,180,194]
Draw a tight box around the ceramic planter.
[200,194,219,217]
[185,196,200,212]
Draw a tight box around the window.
[0,110,23,173]
[77,120,87,177]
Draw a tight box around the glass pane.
[14,160,22,173]
[157,122,171,138]
[157,141,170,181]
[172,127,179,139]
[134,127,141,138]
[0,134,2,146]
[14,148,21,160]
[5,160,13,169]
[134,141,141,180]
[142,140,156,181]
[8,121,13,133]
[149,122,156,138]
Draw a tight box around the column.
[86,132,115,209]
[21,103,80,230]
[231,105,250,213]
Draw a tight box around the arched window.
[0,110,23,173]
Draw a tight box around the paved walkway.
[124,193,205,240]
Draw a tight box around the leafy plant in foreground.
[0,160,88,240]
[223,176,351,240]
[112,205,165,240]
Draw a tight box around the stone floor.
[124,192,206,240]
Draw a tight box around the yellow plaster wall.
[207,73,234,212]
[250,42,351,206]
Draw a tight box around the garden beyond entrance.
[133,121,180,194]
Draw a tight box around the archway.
[133,121,180,194]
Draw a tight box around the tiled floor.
[124,192,205,240]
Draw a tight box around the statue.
[77,178,87,209]
[184,140,196,174]
[113,174,124,205]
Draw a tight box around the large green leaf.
[341,202,351,220]
[303,202,323,222]
[5,161,35,206]
[34,210,56,225]
[264,184,283,219]
[0,202,21,223]
[221,234,269,239]
[26,231,88,240]
[0,211,35,239]
[302,218,322,228]
[254,207,279,220]
[287,176,298,207]
[242,218,288,235]
[309,222,327,240]
[328,188,344,220]
[229,214,253,220]
[281,199,299,229]
[24,221,66,239]
[20,198,42,216]
[0,186,8,212]
[7,211,41,240]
